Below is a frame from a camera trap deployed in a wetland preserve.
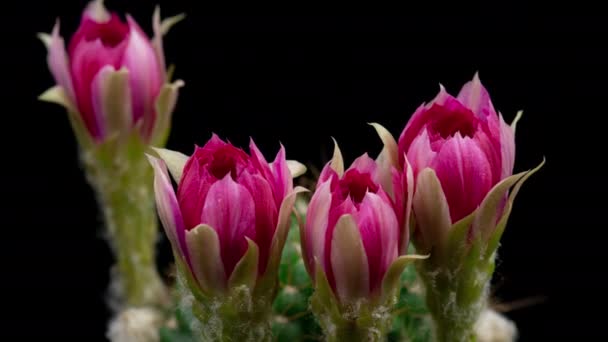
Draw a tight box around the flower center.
[209,145,249,180]
[339,170,378,204]
[84,14,129,47]
[427,104,478,139]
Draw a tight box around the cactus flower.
[398,73,515,226]
[148,135,306,340]
[40,0,183,146]
[38,0,185,318]
[373,75,543,342]
[149,134,304,294]
[301,141,424,341]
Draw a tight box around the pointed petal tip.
[85,0,110,22]
[37,32,52,48]
[330,137,345,176]
[151,147,189,183]
[287,160,307,178]
[160,12,187,36]
[511,110,524,132]
[473,71,481,82]
[369,122,399,167]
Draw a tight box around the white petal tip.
[287,160,307,178]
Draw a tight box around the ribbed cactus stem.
[175,271,273,342]
[417,249,494,342]
[83,143,169,310]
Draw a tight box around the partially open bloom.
[388,74,544,254]
[301,142,424,339]
[398,73,514,225]
[148,135,305,296]
[40,0,183,146]
[302,142,421,306]
[372,74,543,341]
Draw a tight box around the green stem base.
[84,146,169,310]
[418,256,492,342]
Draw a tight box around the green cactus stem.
[83,134,169,310]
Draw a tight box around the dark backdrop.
[4,1,606,340]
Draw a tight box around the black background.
[3,0,606,340]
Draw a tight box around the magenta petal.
[238,171,278,274]
[269,144,293,207]
[431,134,493,222]
[200,175,256,278]
[70,38,128,139]
[177,159,211,230]
[249,139,275,184]
[47,22,76,105]
[147,155,190,265]
[456,73,498,120]
[318,162,339,191]
[324,197,357,288]
[406,128,436,177]
[202,133,229,154]
[304,180,333,276]
[472,128,502,185]
[122,16,162,137]
[349,153,378,179]
[357,192,399,293]
[397,87,454,159]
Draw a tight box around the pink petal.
[238,171,278,274]
[200,175,256,278]
[357,192,399,294]
[122,16,162,138]
[392,153,413,254]
[47,21,76,106]
[397,86,451,160]
[249,139,275,185]
[472,127,502,185]
[147,155,190,265]
[303,180,333,278]
[431,133,493,222]
[69,38,128,139]
[456,73,498,120]
[324,197,357,289]
[269,144,293,207]
[349,153,378,179]
[406,128,436,177]
[177,160,213,230]
[499,114,516,179]
[318,161,340,191]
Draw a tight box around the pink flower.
[41,0,181,144]
[148,135,303,295]
[398,74,515,223]
[301,144,400,303]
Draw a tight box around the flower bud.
[301,141,425,340]
[148,135,305,297]
[40,0,183,146]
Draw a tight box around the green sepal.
[379,254,428,305]
[228,238,259,290]
[486,158,545,256]
[150,147,189,183]
[39,86,94,149]
[151,80,184,147]
[444,212,475,268]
